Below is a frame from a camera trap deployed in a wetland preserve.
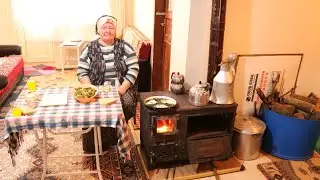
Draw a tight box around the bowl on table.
[72,85,99,103]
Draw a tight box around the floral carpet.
[257,158,320,180]
[0,70,147,179]
[24,64,56,77]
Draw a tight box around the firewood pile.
[256,88,320,120]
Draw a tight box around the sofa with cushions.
[0,45,24,106]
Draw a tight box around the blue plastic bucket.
[262,108,320,160]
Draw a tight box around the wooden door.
[162,11,172,90]
[152,0,172,91]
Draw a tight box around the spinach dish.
[144,96,176,109]
[74,86,97,98]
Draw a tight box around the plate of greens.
[144,96,177,110]
[72,85,98,103]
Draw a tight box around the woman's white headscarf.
[97,15,117,33]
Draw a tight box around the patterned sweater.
[77,41,139,85]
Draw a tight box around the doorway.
[152,0,172,91]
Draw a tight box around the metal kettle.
[209,53,238,104]
[189,81,210,106]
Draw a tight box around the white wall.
[131,0,155,70]
[170,0,212,89]
[223,0,320,95]
[0,0,20,44]
[184,0,212,88]
[170,0,191,77]
[132,0,155,41]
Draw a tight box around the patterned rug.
[24,64,56,77]
[134,103,141,129]
[257,158,320,180]
[0,70,146,179]
[0,128,147,179]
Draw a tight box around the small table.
[4,86,130,180]
[59,41,83,74]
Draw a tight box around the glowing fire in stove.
[157,119,174,133]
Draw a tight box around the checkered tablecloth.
[4,86,130,158]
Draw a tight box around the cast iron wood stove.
[139,91,237,170]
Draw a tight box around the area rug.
[257,158,320,180]
[24,64,56,77]
[0,128,147,179]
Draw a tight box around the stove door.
[187,133,231,163]
[151,114,180,142]
[151,141,178,162]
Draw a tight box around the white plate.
[39,93,68,106]
[144,96,177,109]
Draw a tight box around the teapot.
[170,72,185,94]
[188,81,210,106]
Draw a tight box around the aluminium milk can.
[232,115,266,160]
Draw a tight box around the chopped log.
[283,97,315,114]
[310,101,320,120]
[256,88,271,105]
[309,112,320,120]
[314,101,320,112]
[271,103,296,116]
[308,92,319,102]
[270,90,281,103]
[296,109,311,119]
[292,94,318,105]
[293,113,306,120]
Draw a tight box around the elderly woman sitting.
[77,15,139,122]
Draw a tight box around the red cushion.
[138,43,151,60]
[0,56,24,97]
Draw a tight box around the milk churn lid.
[234,115,266,135]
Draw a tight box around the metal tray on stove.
[144,96,177,111]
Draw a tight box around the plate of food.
[72,85,98,104]
[144,96,177,110]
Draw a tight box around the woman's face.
[99,23,116,42]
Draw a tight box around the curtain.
[110,0,127,38]
[11,0,112,41]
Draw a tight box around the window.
[11,0,111,41]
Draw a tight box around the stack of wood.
[257,88,320,120]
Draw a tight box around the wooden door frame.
[207,0,227,85]
[162,11,172,91]
[152,0,170,91]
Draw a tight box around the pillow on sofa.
[122,26,151,60]
[0,75,8,90]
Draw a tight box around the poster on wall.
[233,54,302,115]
